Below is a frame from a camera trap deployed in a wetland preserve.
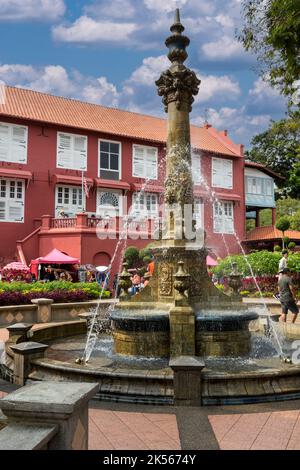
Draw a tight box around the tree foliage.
[276,216,291,233]
[213,251,300,277]
[246,113,300,198]
[239,0,300,100]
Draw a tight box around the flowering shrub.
[0,281,111,306]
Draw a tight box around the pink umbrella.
[2,262,30,273]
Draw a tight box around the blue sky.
[0,0,287,147]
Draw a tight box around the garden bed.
[0,281,111,306]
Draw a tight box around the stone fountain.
[4,10,300,407]
[110,9,257,359]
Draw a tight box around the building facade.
[0,86,246,270]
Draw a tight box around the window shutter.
[8,200,24,222]
[213,202,222,233]
[133,146,145,177]
[212,158,222,187]
[0,200,6,220]
[192,153,201,184]
[11,126,27,163]
[57,133,73,168]
[0,124,9,162]
[74,136,87,170]
[223,160,233,189]
[146,149,157,179]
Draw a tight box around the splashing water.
[198,167,285,358]
[81,153,168,363]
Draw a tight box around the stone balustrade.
[0,381,99,450]
[0,299,116,327]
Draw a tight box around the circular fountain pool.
[10,316,300,406]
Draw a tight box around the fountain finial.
[170,8,184,34]
[165,9,189,64]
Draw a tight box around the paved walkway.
[2,377,300,449]
[2,321,300,450]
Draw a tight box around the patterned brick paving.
[209,411,300,450]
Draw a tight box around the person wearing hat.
[278,268,299,323]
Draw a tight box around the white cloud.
[143,0,188,13]
[215,14,234,29]
[192,106,272,145]
[128,55,169,86]
[0,64,38,83]
[249,77,281,100]
[82,77,119,107]
[0,64,120,107]
[196,74,241,103]
[0,0,65,21]
[202,36,245,60]
[53,16,138,44]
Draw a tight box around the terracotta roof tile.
[0,86,240,157]
[246,226,300,241]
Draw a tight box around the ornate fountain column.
[156,9,200,238]
[155,10,201,356]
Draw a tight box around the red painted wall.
[0,117,245,267]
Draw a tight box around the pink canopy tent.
[206,255,218,267]
[30,249,79,278]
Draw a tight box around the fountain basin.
[111,310,170,358]
[110,308,258,358]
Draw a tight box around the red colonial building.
[0,86,246,271]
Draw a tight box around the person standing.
[279,249,289,274]
[278,268,299,323]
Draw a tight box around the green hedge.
[212,251,300,277]
[0,281,111,299]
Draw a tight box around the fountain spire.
[155,10,201,237]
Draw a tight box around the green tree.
[239,0,300,100]
[277,197,300,217]
[276,216,291,247]
[246,114,300,198]
[124,246,140,268]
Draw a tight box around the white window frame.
[212,157,233,189]
[132,144,158,180]
[192,152,202,185]
[0,178,25,223]
[55,185,85,218]
[98,138,122,180]
[56,131,87,171]
[96,189,123,217]
[131,192,158,218]
[194,198,204,229]
[213,201,234,234]
[0,122,28,164]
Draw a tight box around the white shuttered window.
[131,192,158,217]
[192,152,202,185]
[0,179,25,222]
[57,132,87,171]
[194,198,203,228]
[213,201,234,234]
[133,145,158,180]
[212,158,233,189]
[55,185,84,217]
[0,122,28,164]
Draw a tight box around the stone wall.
[0,300,116,327]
